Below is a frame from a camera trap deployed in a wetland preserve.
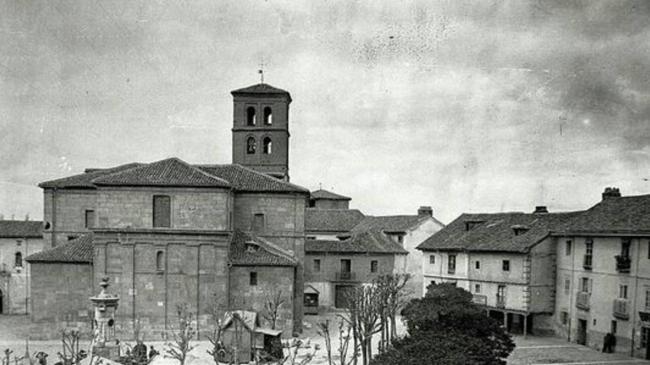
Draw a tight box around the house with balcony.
[553,188,650,359]
[304,230,408,310]
[418,206,580,335]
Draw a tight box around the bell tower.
[231,83,292,181]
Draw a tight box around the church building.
[28,83,307,338]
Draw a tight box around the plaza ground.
[0,314,648,365]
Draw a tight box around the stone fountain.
[90,276,120,361]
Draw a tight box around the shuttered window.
[153,195,171,228]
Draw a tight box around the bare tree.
[341,286,382,365]
[279,339,317,365]
[263,289,286,330]
[374,273,411,350]
[56,330,87,365]
[316,320,333,365]
[163,303,196,365]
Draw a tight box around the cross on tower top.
[258,58,266,83]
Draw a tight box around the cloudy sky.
[1,0,649,223]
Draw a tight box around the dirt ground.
[2,314,649,365]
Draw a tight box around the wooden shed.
[220,310,283,363]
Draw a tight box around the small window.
[85,209,95,229]
[621,238,631,257]
[564,278,570,294]
[263,137,272,154]
[15,240,22,247]
[611,320,617,334]
[263,107,272,125]
[252,213,265,232]
[646,290,650,310]
[647,240,650,259]
[153,195,171,228]
[429,255,435,264]
[156,251,164,271]
[581,277,590,293]
[565,240,572,256]
[247,107,256,126]
[593,318,597,326]
[474,284,481,293]
[14,252,22,268]
[397,235,404,244]
[313,259,321,272]
[502,260,510,272]
[475,260,480,269]
[619,284,628,299]
[561,311,569,325]
[247,137,257,154]
[447,254,456,274]
[249,272,257,286]
[370,260,378,273]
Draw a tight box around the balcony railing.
[615,255,631,273]
[576,291,590,311]
[447,266,456,275]
[335,272,356,281]
[582,255,593,270]
[472,294,487,306]
[613,298,629,320]
[496,296,506,308]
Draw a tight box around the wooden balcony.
[576,291,590,311]
[615,255,631,273]
[335,272,356,281]
[472,294,487,306]
[613,298,629,320]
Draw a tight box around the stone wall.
[233,193,306,332]
[93,231,230,339]
[0,237,45,314]
[30,262,93,322]
[43,189,96,247]
[228,265,295,334]
[96,187,231,230]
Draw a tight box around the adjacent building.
[552,189,650,359]
[417,207,580,335]
[0,220,44,314]
[304,230,408,310]
[350,207,444,299]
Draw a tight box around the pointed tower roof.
[231,83,292,102]
[92,157,231,188]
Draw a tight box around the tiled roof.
[350,215,428,234]
[197,164,309,194]
[417,211,582,253]
[0,220,43,238]
[305,208,365,233]
[559,194,650,234]
[38,159,309,194]
[231,83,292,100]
[229,230,297,266]
[93,158,231,188]
[39,163,144,189]
[306,230,408,255]
[310,189,351,201]
[26,234,93,263]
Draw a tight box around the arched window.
[246,107,256,126]
[156,251,164,271]
[247,137,257,154]
[263,137,272,154]
[263,107,272,125]
[14,252,22,268]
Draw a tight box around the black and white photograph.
[1,1,649,364]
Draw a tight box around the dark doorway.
[577,319,587,345]
[335,285,356,309]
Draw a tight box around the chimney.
[418,206,433,217]
[533,206,548,214]
[24,214,30,221]
[602,187,621,200]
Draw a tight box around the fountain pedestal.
[90,277,121,361]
